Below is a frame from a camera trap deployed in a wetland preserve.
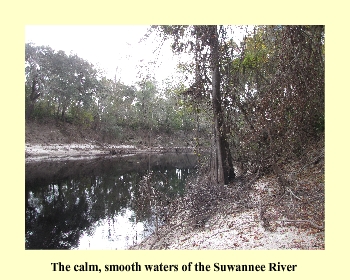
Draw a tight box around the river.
[25,153,197,249]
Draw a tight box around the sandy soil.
[25,142,137,162]
[132,211,324,250]
[131,176,325,250]
[165,212,324,250]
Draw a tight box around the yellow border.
[1,1,349,279]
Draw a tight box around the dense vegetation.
[149,25,324,183]
[25,25,324,182]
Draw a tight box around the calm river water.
[25,153,197,250]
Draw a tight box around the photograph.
[25,25,325,250]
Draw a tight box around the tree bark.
[209,26,235,184]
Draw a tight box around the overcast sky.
[25,25,251,91]
[25,25,182,87]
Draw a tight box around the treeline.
[25,43,198,140]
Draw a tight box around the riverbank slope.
[25,120,194,162]
[130,137,325,250]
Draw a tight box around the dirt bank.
[25,120,194,162]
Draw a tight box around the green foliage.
[68,106,94,128]
[99,113,124,140]
[25,43,100,122]
[31,101,56,121]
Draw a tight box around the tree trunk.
[26,77,40,119]
[209,26,235,184]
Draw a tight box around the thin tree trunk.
[26,77,40,119]
[209,26,235,185]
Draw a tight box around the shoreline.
[25,142,195,162]
[130,173,325,250]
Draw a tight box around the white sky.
[25,25,182,87]
[25,25,250,90]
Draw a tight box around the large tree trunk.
[209,26,235,184]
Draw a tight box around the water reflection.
[25,153,197,250]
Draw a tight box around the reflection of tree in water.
[132,166,194,233]
[25,173,138,249]
[25,154,197,249]
[26,191,90,249]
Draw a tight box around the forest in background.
[25,25,324,182]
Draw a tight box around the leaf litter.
[130,142,324,250]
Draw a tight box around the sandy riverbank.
[25,142,195,162]
[130,174,325,250]
[25,143,136,162]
